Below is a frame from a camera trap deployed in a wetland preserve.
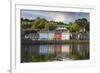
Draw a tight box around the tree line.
[21,17,89,33]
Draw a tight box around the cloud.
[20,10,89,24]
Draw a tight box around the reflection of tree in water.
[32,54,49,62]
[68,44,89,60]
[68,51,89,60]
[21,45,39,62]
[21,48,32,63]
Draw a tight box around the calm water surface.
[21,44,89,63]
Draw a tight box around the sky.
[20,9,90,24]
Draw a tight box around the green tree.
[67,22,80,32]
[75,18,89,32]
[32,17,49,31]
[32,17,41,29]
[49,24,57,31]
[44,22,49,31]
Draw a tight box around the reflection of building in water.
[62,45,70,53]
[48,45,55,54]
[39,45,48,55]
[21,43,89,62]
[61,45,70,60]
[54,45,62,55]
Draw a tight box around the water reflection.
[21,44,89,63]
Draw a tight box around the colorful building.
[24,31,89,41]
[61,32,70,40]
[39,32,48,40]
[25,33,39,40]
[78,32,89,40]
[48,32,54,40]
[70,33,78,40]
[54,32,62,41]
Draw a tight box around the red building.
[54,32,62,41]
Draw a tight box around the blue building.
[39,32,48,40]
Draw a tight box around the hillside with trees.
[21,17,89,38]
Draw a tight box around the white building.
[25,33,39,40]
[78,32,89,40]
[61,32,70,40]
[56,27,67,31]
